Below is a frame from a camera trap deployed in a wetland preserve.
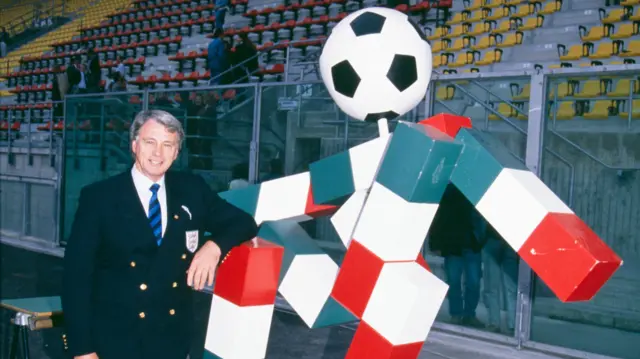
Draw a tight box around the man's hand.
[187,240,221,290]
[75,353,99,359]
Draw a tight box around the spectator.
[231,33,258,83]
[215,0,229,30]
[482,223,518,334]
[110,72,127,92]
[207,28,229,85]
[229,162,250,190]
[0,27,8,58]
[66,57,85,94]
[115,55,126,78]
[262,158,284,182]
[428,184,487,329]
[194,92,218,169]
[87,48,102,92]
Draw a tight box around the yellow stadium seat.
[497,31,523,48]
[518,15,544,30]
[489,103,515,120]
[432,40,446,52]
[549,82,574,98]
[447,12,465,25]
[475,49,503,65]
[449,52,475,68]
[600,8,626,23]
[580,25,608,41]
[619,40,640,57]
[484,7,509,21]
[467,10,484,22]
[504,0,523,5]
[464,0,485,11]
[468,22,490,36]
[555,101,576,120]
[574,80,604,98]
[539,0,562,15]
[589,42,617,59]
[471,35,496,50]
[621,0,640,6]
[559,44,586,61]
[444,25,466,38]
[433,53,447,68]
[630,7,640,21]
[492,19,514,33]
[512,4,533,18]
[449,38,467,52]
[607,79,640,97]
[583,100,613,119]
[436,86,455,101]
[620,100,640,118]
[512,84,530,100]
[427,26,448,40]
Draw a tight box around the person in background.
[115,55,127,78]
[87,48,102,92]
[66,57,83,94]
[261,158,284,182]
[482,222,519,334]
[229,162,250,190]
[428,184,487,329]
[207,28,228,86]
[215,0,229,30]
[231,33,258,83]
[62,110,257,359]
[0,27,9,58]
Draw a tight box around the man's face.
[131,119,179,182]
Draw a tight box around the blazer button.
[169,309,175,315]
[139,312,146,319]
[172,282,178,288]
[130,261,136,267]
[181,254,187,260]
[140,283,148,290]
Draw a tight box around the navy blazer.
[61,170,258,359]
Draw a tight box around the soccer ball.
[319,7,432,122]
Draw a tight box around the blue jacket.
[207,38,228,75]
[215,0,229,7]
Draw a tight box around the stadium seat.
[555,101,576,120]
[580,25,609,42]
[463,0,484,11]
[436,85,455,101]
[619,40,640,57]
[610,22,638,39]
[549,82,574,98]
[484,7,509,21]
[607,79,640,97]
[538,0,562,15]
[511,83,530,100]
[558,44,587,61]
[511,4,533,18]
[488,102,515,120]
[621,0,640,5]
[588,41,618,59]
[475,49,503,65]
[599,8,627,24]
[467,22,489,36]
[496,31,523,47]
[620,99,640,118]
[470,35,496,50]
[583,100,613,119]
[517,14,544,30]
[574,80,605,98]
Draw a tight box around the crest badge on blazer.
[186,230,199,253]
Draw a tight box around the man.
[428,184,486,328]
[62,110,258,359]
[207,28,228,85]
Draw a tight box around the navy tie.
[149,184,162,246]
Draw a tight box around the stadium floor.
[0,243,579,359]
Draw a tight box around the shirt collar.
[131,165,165,192]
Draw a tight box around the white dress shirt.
[131,166,168,237]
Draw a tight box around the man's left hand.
[187,240,221,290]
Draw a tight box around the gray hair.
[130,110,185,148]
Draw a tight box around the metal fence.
[1,64,640,358]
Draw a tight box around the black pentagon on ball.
[386,54,418,92]
[364,111,400,123]
[331,60,361,98]
[407,16,426,39]
[350,11,386,36]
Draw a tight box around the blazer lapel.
[163,172,185,245]
[116,171,158,247]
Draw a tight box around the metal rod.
[552,81,558,129]
[549,129,640,170]
[628,79,634,130]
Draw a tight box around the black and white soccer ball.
[319,7,432,122]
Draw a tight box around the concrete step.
[569,0,604,11]
[531,25,582,46]
[550,8,602,27]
